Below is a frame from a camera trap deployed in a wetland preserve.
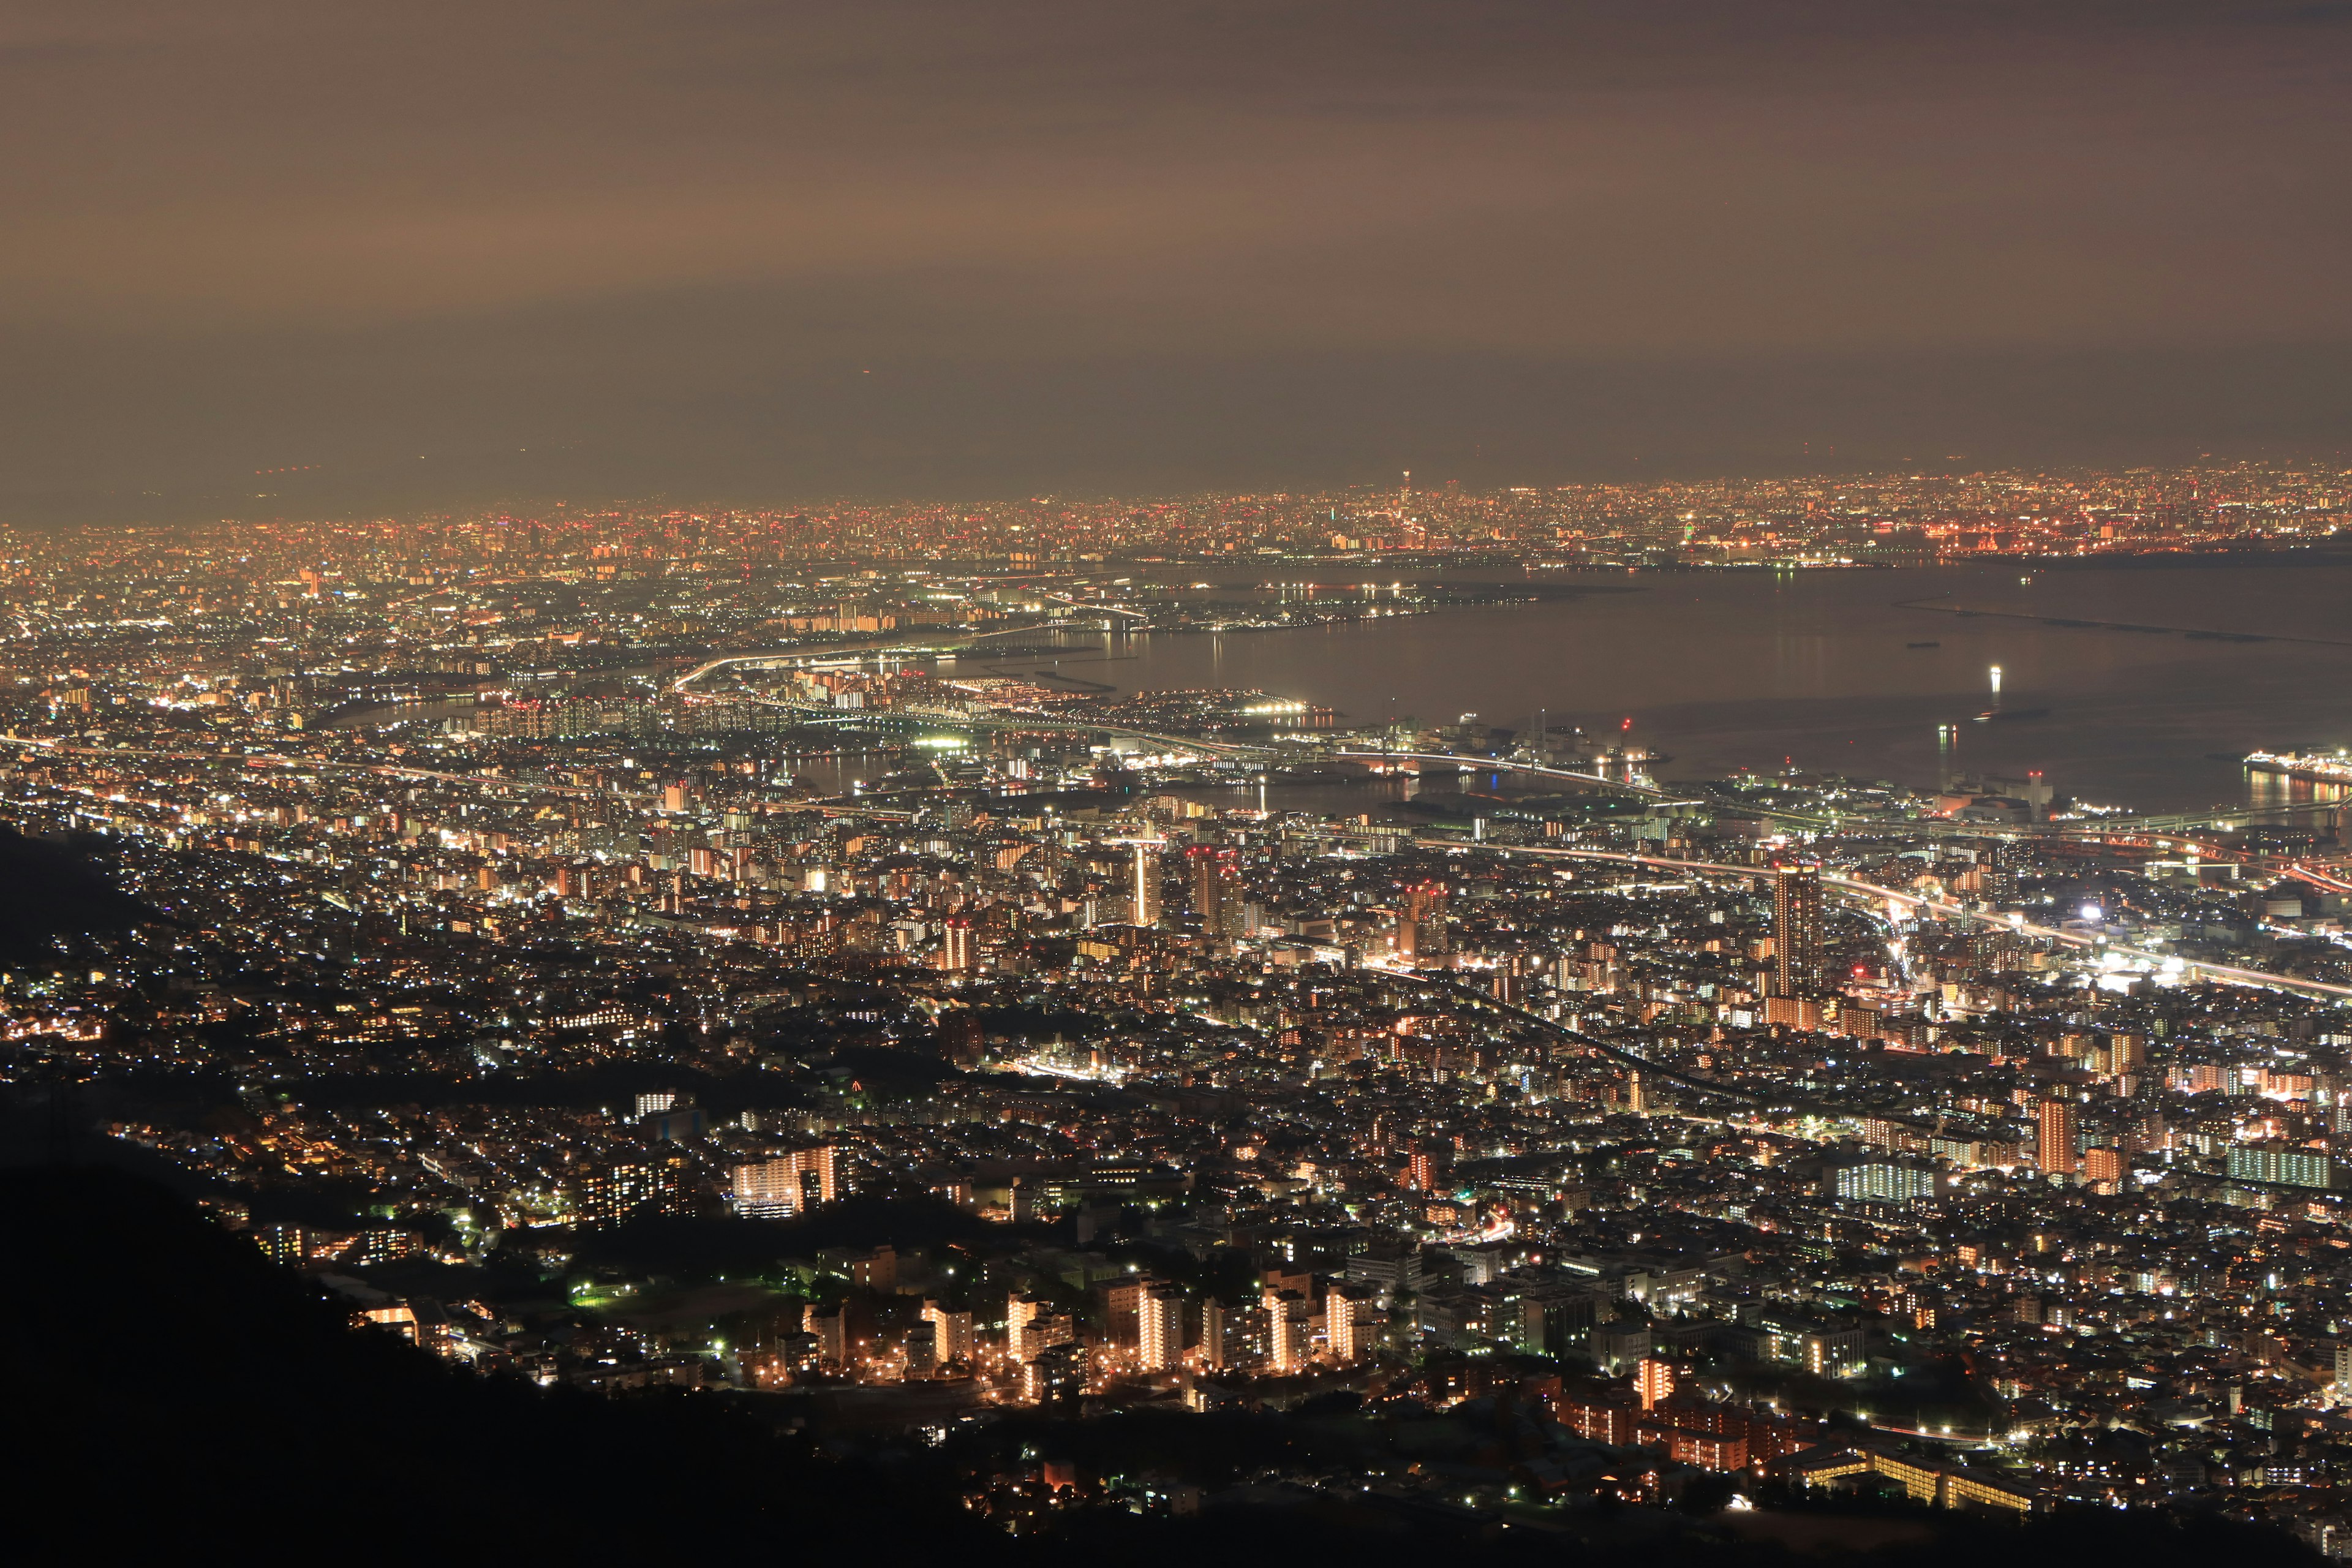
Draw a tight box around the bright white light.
[2079,903,2103,922]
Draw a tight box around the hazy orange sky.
[3,1,2348,517]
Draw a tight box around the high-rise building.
[1137,1283,1185,1371]
[1008,1295,1072,1363]
[1264,1290,1311,1373]
[1406,1144,1438,1192]
[729,1146,838,1217]
[1831,1159,1942,1205]
[580,1154,693,1228]
[922,1300,974,1365]
[1025,1340,1087,1408]
[1325,1286,1367,1363]
[1100,1278,1147,1349]
[804,1302,846,1367]
[2037,1099,2079,1177]
[1981,840,2018,907]
[940,915,974,974]
[1635,1357,1677,1411]
[2109,1032,2147,1076]
[1344,1241,1428,1307]
[1131,841,1162,927]
[1186,845,1240,937]
[1006,1294,1043,1362]
[937,1009,985,1068]
[1198,1297,1227,1368]
[1772,866,1826,998]
[1200,1297,1268,1370]
[2228,1142,2342,1190]
[639,1105,706,1143]
[1400,880,1449,962]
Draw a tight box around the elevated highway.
[2051,827,2352,897]
[715,695,1273,760]
[1433,837,2352,1001]
[1335,749,1842,826]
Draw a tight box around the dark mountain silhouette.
[0,824,181,963]
[0,1167,984,1556]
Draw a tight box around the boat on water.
[1974,707,2051,723]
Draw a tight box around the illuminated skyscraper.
[1635,1357,1676,1411]
[1006,1294,1044,1362]
[1400,879,1449,962]
[2037,1098,2079,1176]
[1137,1283,1185,1371]
[1264,1291,1310,1372]
[1981,839,2017,907]
[1325,1286,1366,1363]
[1772,865,1826,998]
[1186,844,1239,937]
[1131,841,1162,927]
[940,915,974,973]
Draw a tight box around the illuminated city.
[2,470,2350,1555]
[7,2,2352,1561]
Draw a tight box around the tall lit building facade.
[1131,842,1162,927]
[1008,1295,1073,1365]
[940,915,974,973]
[581,1155,692,1228]
[1772,865,1826,998]
[1137,1283,1185,1370]
[2037,1099,2079,1176]
[1006,1294,1044,1362]
[922,1300,974,1364]
[1200,1298,1269,1369]
[1325,1287,1366,1363]
[1186,844,1240,937]
[1264,1291,1310,1372]
[1399,880,1449,962]
[730,1146,838,1217]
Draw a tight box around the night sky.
[4,1,2348,518]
